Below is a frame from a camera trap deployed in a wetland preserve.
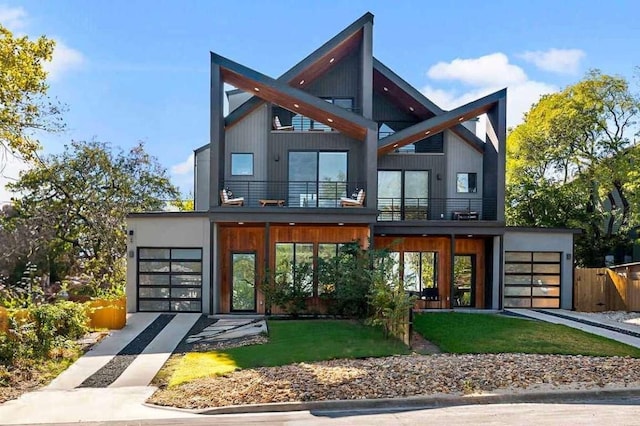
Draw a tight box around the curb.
[145,386,640,415]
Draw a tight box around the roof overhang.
[212,52,376,141]
[377,89,506,156]
[372,58,486,152]
[225,13,373,129]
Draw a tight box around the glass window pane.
[505,252,532,262]
[232,253,256,311]
[139,274,170,286]
[504,286,531,297]
[171,249,202,260]
[139,300,170,311]
[171,301,201,312]
[171,262,201,273]
[275,243,294,284]
[421,252,437,288]
[503,298,532,308]
[532,298,560,308]
[139,287,170,298]
[532,286,560,297]
[533,264,560,274]
[533,275,560,285]
[403,252,420,292]
[171,275,202,286]
[504,275,532,285]
[405,171,429,198]
[171,288,201,299]
[139,249,170,260]
[231,153,253,176]
[505,263,532,273]
[378,171,402,221]
[139,261,170,273]
[334,98,353,110]
[533,252,561,262]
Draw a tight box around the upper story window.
[456,172,477,193]
[322,97,355,112]
[377,170,429,221]
[288,151,348,207]
[231,153,253,176]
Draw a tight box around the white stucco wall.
[503,230,575,310]
[126,216,211,313]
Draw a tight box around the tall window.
[377,170,429,220]
[288,151,347,207]
[457,172,477,193]
[275,243,314,288]
[403,252,438,293]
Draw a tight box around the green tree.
[0,25,64,160]
[507,70,640,266]
[7,140,179,287]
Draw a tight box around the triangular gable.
[225,12,373,128]
[377,89,507,155]
[212,52,376,141]
[373,58,485,151]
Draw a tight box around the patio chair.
[273,116,294,131]
[220,189,244,206]
[340,189,365,207]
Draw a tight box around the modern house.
[126,12,578,314]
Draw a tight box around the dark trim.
[225,12,374,128]
[449,234,455,309]
[378,89,507,154]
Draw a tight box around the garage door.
[137,247,202,312]
[504,251,561,308]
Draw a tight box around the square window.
[231,153,253,176]
[456,173,477,193]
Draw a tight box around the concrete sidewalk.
[0,313,201,424]
[506,309,640,349]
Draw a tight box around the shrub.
[261,262,313,317]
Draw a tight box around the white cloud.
[44,39,85,81]
[519,48,585,75]
[171,153,194,176]
[170,153,194,195]
[422,53,558,127]
[0,5,28,31]
[0,153,30,202]
[427,53,527,87]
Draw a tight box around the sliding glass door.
[288,151,347,207]
[377,170,429,220]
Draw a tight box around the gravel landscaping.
[585,311,640,327]
[149,353,640,409]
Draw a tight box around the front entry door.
[453,255,475,307]
[231,252,257,312]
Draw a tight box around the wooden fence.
[574,264,640,312]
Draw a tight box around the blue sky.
[0,0,639,200]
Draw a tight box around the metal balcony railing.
[377,197,498,221]
[222,180,366,208]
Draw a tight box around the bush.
[261,262,313,317]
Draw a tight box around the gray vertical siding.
[224,105,269,200]
[305,49,361,109]
[445,130,483,218]
[195,148,210,211]
[373,92,417,127]
[227,91,252,113]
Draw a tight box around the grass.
[166,319,409,386]
[414,312,640,357]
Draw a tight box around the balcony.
[377,197,497,221]
[222,180,366,208]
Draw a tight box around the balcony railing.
[222,180,365,208]
[377,197,497,221]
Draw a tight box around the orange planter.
[85,297,126,330]
[0,307,7,333]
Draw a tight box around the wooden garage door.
[504,251,561,308]
[137,247,202,312]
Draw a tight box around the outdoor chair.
[273,116,294,131]
[340,189,365,207]
[220,189,244,206]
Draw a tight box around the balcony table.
[259,199,285,207]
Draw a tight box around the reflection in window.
[232,253,256,311]
[231,153,254,176]
[456,173,477,193]
[403,252,437,293]
[377,170,429,220]
[288,151,347,207]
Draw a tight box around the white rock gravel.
[583,311,640,327]
[150,353,640,409]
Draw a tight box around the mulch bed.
[149,353,640,409]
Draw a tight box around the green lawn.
[414,312,640,357]
[167,319,409,386]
